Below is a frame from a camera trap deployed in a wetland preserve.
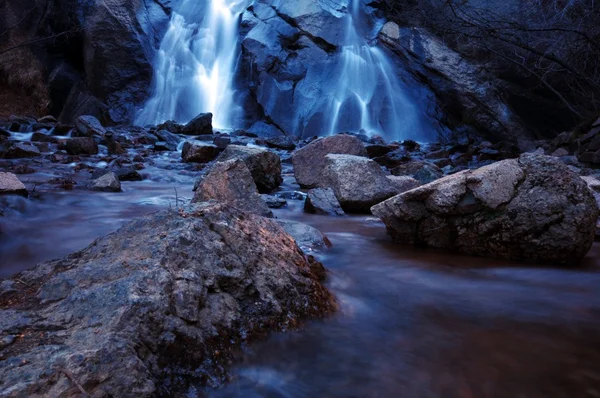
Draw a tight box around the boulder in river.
[0,172,27,196]
[74,115,106,137]
[193,159,273,217]
[2,142,41,159]
[0,203,335,396]
[182,113,213,135]
[276,219,332,252]
[292,134,367,188]
[66,137,99,155]
[391,160,443,184]
[304,187,345,216]
[182,141,221,163]
[217,145,282,193]
[154,129,181,151]
[322,154,398,213]
[372,154,599,265]
[90,171,122,192]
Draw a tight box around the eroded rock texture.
[0,203,335,397]
[372,154,599,264]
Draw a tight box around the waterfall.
[135,0,251,128]
[325,0,424,138]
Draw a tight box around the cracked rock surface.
[0,202,335,397]
[372,154,599,264]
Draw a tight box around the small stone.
[90,172,122,192]
[262,195,287,209]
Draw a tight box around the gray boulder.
[193,159,273,217]
[292,134,367,188]
[66,137,99,155]
[153,130,181,151]
[74,115,106,137]
[372,154,599,265]
[0,172,27,196]
[2,143,41,159]
[182,141,220,163]
[322,154,398,213]
[391,160,443,184]
[217,145,282,193]
[182,113,213,135]
[0,203,335,397]
[276,219,332,252]
[90,172,122,192]
[304,187,345,216]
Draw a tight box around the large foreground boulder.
[217,145,282,193]
[371,154,599,264]
[322,154,398,213]
[193,159,273,217]
[292,135,367,188]
[0,203,335,396]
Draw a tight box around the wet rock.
[0,172,27,196]
[373,148,412,168]
[217,145,282,193]
[292,134,366,189]
[322,154,398,213]
[262,195,287,209]
[372,154,599,265]
[2,142,41,159]
[263,136,296,150]
[386,176,420,194]
[154,141,170,151]
[113,167,143,182]
[182,113,213,135]
[154,130,181,151]
[304,188,345,216]
[157,120,184,134]
[193,159,272,217]
[74,115,106,137]
[0,128,10,137]
[365,144,393,158]
[391,161,443,184]
[66,137,99,155]
[30,131,58,143]
[90,171,122,192]
[0,203,334,397]
[213,134,232,149]
[182,141,221,163]
[276,219,332,252]
[105,132,127,155]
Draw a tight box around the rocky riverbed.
[2,114,600,396]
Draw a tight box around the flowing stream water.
[325,0,424,137]
[136,0,252,128]
[2,155,600,397]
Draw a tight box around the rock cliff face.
[0,0,171,124]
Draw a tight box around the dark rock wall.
[0,0,171,124]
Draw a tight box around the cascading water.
[325,0,425,137]
[135,0,251,128]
